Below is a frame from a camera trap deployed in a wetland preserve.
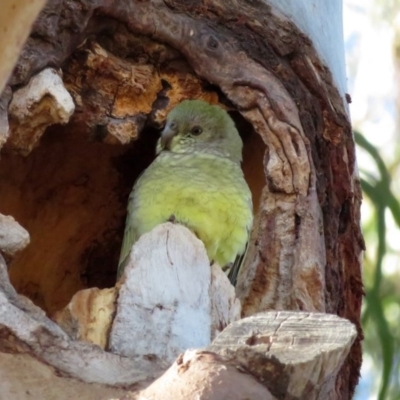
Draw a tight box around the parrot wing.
[227,230,250,286]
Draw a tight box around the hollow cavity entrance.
[0,125,158,314]
[0,35,265,315]
[0,118,264,316]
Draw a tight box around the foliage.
[355,131,400,400]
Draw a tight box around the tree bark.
[0,1,363,399]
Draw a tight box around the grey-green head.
[157,99,243,163]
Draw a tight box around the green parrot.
[117,99,253,284]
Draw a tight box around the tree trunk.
[0,1,364,399]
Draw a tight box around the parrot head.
[157,100,243,163]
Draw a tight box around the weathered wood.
[108,311,356,400]
[210,311,357,400]
[53,287,117,349]
[0,213,29,257]
[124,350,276,400]
[7,68,75,155]
[110,223,240,363]
[0,253,165,386]
[0,352,128,400]
[62,39,219,145]
[54,223,239,364]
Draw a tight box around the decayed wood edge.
[0,223,239,386]
[8,68,75,155]
[0,218,349,398]
[0,253,166,386]
[0,213,30,258]
[52,286,118,350]
[112,311,356,399]
[110,223,240,364]
[54,223,240,363]
[0,0,47,93]
[210,311,357,400]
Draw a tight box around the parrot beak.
[160,125,177,150]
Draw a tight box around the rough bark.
[0,0,363,398]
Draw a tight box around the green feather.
[117,100,253,283]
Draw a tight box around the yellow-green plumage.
[118,100,253,281]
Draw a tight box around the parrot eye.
[170,121,177,130]
[191,126,203,136]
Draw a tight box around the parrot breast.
[119,151,253,275]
